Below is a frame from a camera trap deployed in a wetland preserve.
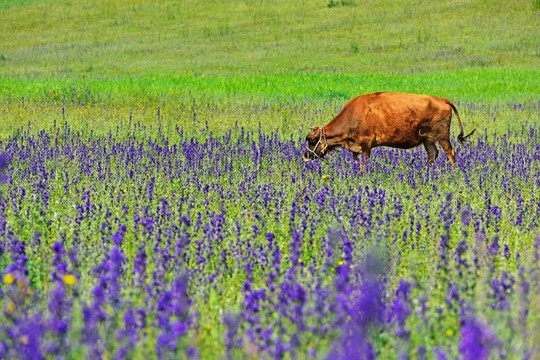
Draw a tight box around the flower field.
[1,0,539,358]
[0,101,539,358]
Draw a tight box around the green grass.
[0,0,537,150]
[0,0,53,10]
[0,0,539,122]
[1,69,538,106]
[1,92,537,143]
[1,0,538,76]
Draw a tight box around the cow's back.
[345,92,452,148]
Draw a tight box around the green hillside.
[0,0,538,106]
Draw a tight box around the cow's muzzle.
[304,127,328,161]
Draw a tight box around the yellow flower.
[446,329,454,337]
[338,260,344,266]
[7,300,16,314]
[349,264,354,269]
[322,174,330,181]
[298,259,303,263]
[63,274,77,286]
[3,273,15,285]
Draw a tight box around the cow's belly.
[373,126,424,149]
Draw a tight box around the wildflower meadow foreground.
[1,110,539,359]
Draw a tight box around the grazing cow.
[303,92,475,166]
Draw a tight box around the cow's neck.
[322,122,347,150]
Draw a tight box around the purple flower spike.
[223,312,242,359]
[459,316,497,360]
[0,153,9,184]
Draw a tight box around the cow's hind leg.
[423,141,439,166]
[437,139,456,166]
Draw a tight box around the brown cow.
[302,92,475,166]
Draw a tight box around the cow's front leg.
[352,152,365,170]
[348,143,364,170]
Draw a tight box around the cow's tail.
[444,99,476,144]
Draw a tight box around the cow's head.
[303,126,328,162]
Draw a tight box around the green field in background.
[0,69,539,106]
[0,0,538,120]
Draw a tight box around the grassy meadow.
[0,0,539,359]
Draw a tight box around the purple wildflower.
[459,316,496,360]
